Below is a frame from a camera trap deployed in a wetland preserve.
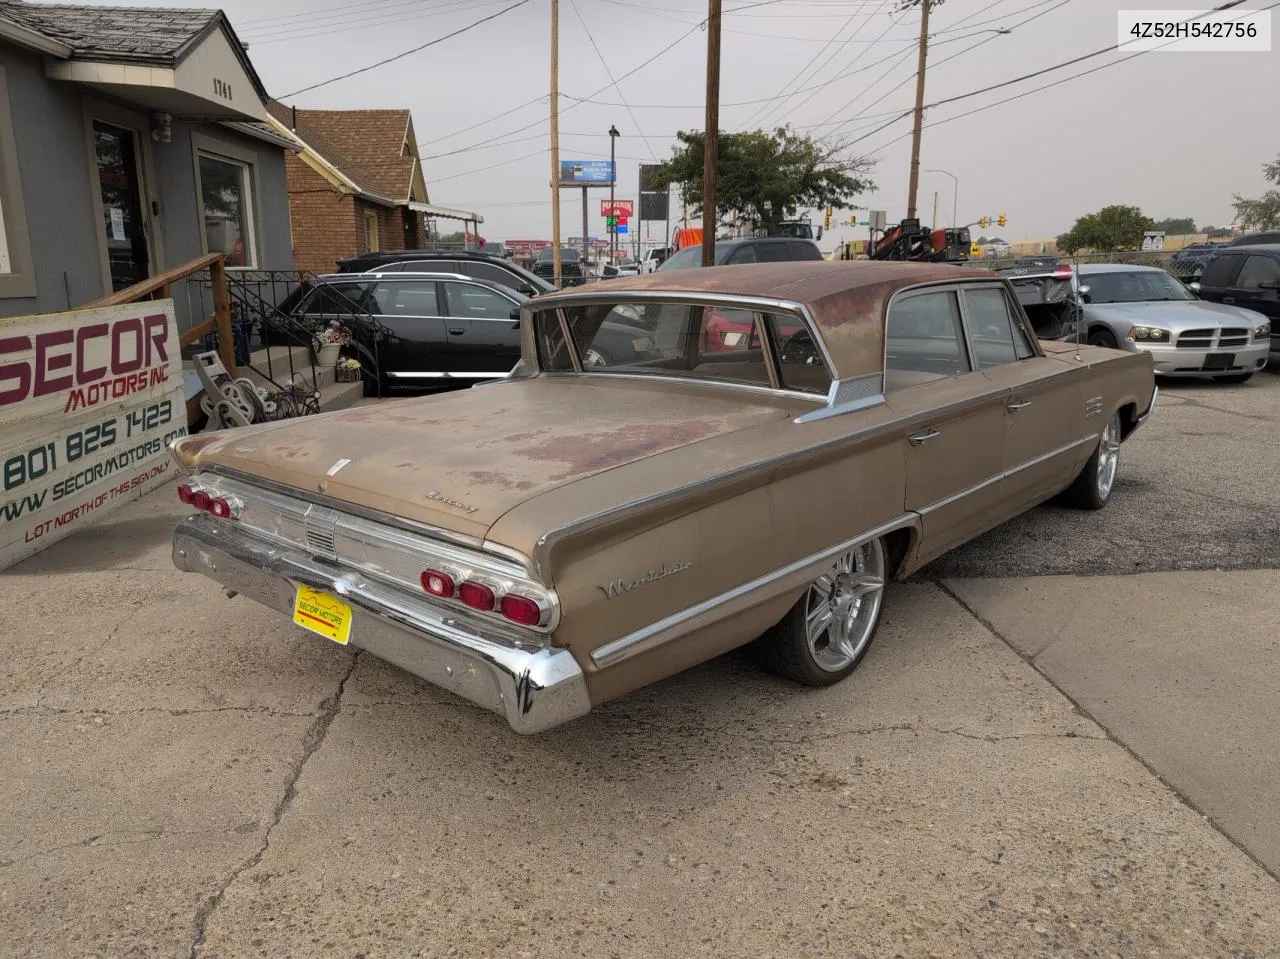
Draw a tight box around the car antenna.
[1072,252,1083,361]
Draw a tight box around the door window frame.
[191,132,260,270]
[82,97,162,296]
[369,278,445,318]
[1236,254,1280,290]
[957,282,1040,368]
[441,279,519,320]
[0,67,35,299]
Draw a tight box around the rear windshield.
[545,301,831,395]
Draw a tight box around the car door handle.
[1222,296,1235,304]
[1007,399,1032,412]
[907,428,941,446]
[448,328,465,335]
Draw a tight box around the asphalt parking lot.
[2,368,1278,958]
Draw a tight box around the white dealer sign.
[0,301,187,570]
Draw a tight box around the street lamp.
[925,168,958,229]
[608,124,620,265]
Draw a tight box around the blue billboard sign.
[616,223,628,234]
[559,160,615,186]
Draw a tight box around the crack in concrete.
[0,704,318,719]
[32,597,148,708]
[185,651,361,959]
[0,825,256,869]
[935,580,1280,885]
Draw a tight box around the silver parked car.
[1071,264,1270,383]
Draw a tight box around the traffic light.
[998,213,1007,227]
[824,206,832,229]
[979,216,989,229]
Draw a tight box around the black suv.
[531,247,586,286]
[1192,244,1280,356]
[335,250,554,297]
[658,237,823,270]
[1227,230,1280,247]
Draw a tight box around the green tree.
[1151,217,1196,234]
[1231,153,1280,229]
[651,127,874,235]
[1058,205,1154,253]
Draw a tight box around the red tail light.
[1052,267,1074,279]
[500,594,543,626]
[420,569,456,598]
[177,484,196,504]
[458,581,496,611]
[190,490,211,511]
[208,497,234,519]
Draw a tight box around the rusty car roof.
[533,260,1002,379]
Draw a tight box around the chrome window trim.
[882,283,976,387]
[552,369,825,404]
[387,371,514,379]
[794,389,886,424]
[591,513,921,668]
[955,281,1042,368]
[535,294,836,404]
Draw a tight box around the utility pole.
[549,0,562,285]
[608,124,620,264]
[905,0,931,220]
[931,191,938,229]
[582,186,589,268]
[701,0,722,267]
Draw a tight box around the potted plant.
[315,321,349,369]
[335,357,362,383]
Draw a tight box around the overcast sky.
[90,0,1279,246]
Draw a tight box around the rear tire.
[1212,372,1254,384]
[1063,411,1121,510]
[1087,327,1119,349]
[756,538,887,687]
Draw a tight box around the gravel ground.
[916,365,1280,579]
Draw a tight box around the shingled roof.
[268,102,423,204]
[0,1,267,99]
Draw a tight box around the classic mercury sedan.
[169,262,1157,733]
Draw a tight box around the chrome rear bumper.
[172,515,591,733]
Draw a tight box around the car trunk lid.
[172,377,795,540]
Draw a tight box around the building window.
[197,152,256,267]
[364,210,380,252]
[0,66,36,298]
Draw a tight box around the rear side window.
[1200,254,1244,288]
[788,241,823,261]
[767,313,831,395]
[885,291,970,391]
[295,282,369,315]
[725,244,756,265]
[755,242,790,263]
[460,260,518,289]
[1236,255,1280,289]
[962,288,1027,368]
[535,310,572,371]
[369,281,440,316]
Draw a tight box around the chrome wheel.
[583,348,609,368]
[1096,412,1121,500]
[804,539,886,672]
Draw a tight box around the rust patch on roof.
[519,420,722,479]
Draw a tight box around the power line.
[279,0,534,98]
[738,0,890,130]
[568,0,659,160]
[850,0,1264,154]
[240,0,488,38]
[244,0,515,46]
[423,18,705,159]
[240,0,456,28]
[818,0,1073,141]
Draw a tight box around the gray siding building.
[0,1,296,328]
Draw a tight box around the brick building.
[266,103,441,274]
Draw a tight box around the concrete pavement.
[2,372,1279,956]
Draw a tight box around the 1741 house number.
[213,78,232,101]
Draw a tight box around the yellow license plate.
[292,586,352,645]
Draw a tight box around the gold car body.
[169,262,1156,732]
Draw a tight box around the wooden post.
[550,0,563,286]
[701,0,722,268]
[906,0,931,219]
[209,255,237,377]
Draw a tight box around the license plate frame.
[292,586,353,645]
[1202,352,1234,371]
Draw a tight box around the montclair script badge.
[424,490,478,514]
[598,561,691,599]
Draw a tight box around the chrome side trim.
[172,517,589,734]
[590,514,921,669]
[917,435,1099,515]
[795,392,886,423]
[387,370,514,379]
[556,369,826,405]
